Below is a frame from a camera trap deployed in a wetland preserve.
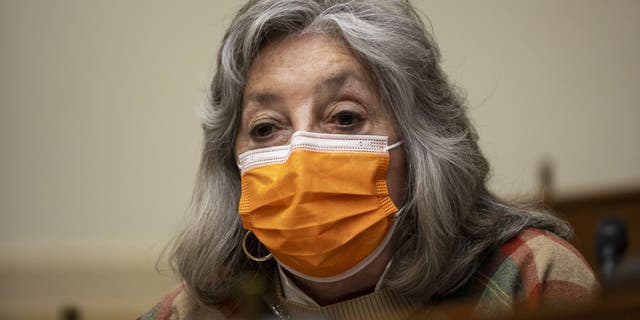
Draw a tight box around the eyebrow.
[244,70,363,105]
[319,72,351,92]
[245,92,281,105]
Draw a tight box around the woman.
[141,1,597,319]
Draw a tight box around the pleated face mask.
[238,131,404,282]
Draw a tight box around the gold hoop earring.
[242,230,273,262]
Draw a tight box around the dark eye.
[334,111,361,127]
[250,122,276,139]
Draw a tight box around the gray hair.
[168,0,571,307]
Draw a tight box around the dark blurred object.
[538,157,554,204]
[597,215,640,287]
[59,305,80,320]
[596,217,628,282]
[409,286,640,320]
[509,290,640,320]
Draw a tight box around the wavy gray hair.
[168,0,571,307]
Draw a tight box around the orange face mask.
[238,131,404,282]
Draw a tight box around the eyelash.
[249,121,277,140]
[331,110,364,130]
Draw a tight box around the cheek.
[234,134,248,160]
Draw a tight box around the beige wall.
[1,0,639,318]
[427,0,640,197]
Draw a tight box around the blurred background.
[1,0,639,319]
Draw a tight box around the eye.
[250,122,276,139]
[333,110,363,129]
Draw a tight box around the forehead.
[244,34,375,95]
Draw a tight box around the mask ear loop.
[242,230,273,262]
[384,140,404,152]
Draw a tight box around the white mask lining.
[238,131,404,173]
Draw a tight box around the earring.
[242,230,273,262]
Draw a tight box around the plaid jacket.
[139,228,598,319]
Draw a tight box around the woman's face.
[235,34,406,206]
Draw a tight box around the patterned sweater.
[139,228,598,319]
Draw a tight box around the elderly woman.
[141,0,597,319]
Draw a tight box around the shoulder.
[496,228,598,301]
[138,285,228,320]
[461,228,599,315]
